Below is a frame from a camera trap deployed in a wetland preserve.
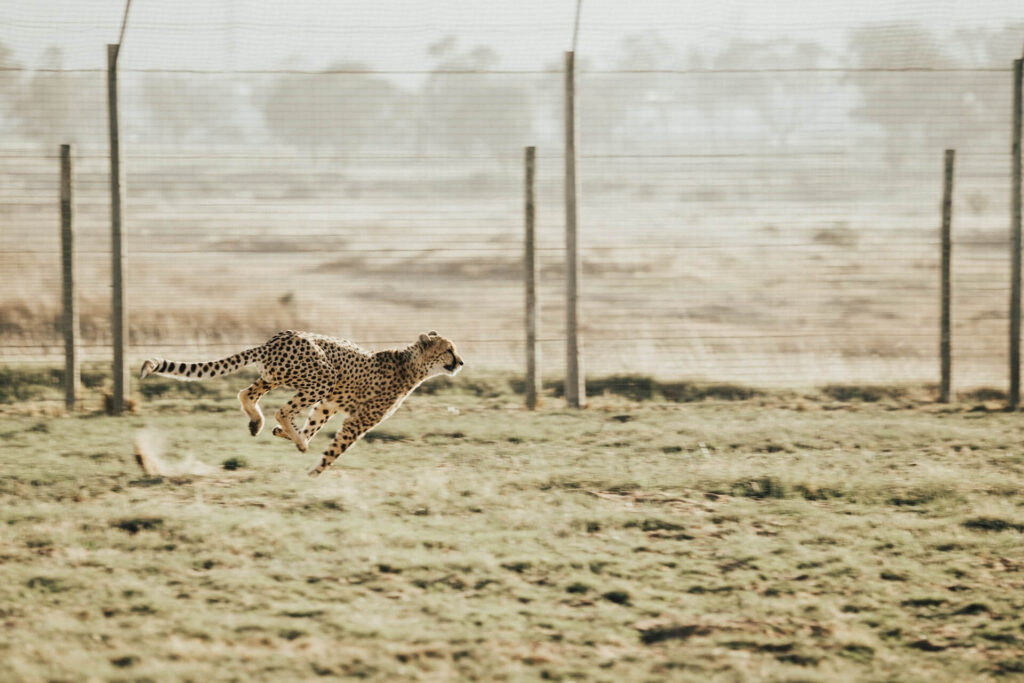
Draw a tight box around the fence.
[1,7,1024,409]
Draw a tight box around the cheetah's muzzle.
[444,350,465,374]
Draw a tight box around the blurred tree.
[710,38,831,146]
[845,23,1009,165]
[257,61,406,152]
[137,73,251,144]
[533,32,681,154]
[951,22,1024,67]
[539,31,833,153]
[416,37,534,159]
[9,46,103,145]
[0,40,19,134]
[588,32,678,152]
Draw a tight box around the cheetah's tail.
[139,347,260,381]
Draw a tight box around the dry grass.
[1,371,1023,680]
[0,155,1012,386]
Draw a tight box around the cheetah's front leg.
[307,411,382,477]
[274,401,340,447]
[274,390,321,452]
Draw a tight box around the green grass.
[1,370,1023,680]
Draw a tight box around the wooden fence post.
[60,144,79,412]
[524,146,540,410]
[108,43,128,414]
[564,51,585,408]
[939,149,955,403]
[1010,58,1022,410]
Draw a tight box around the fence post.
[60,144,79,412]
[564,51,585,408]
[107,43,128,414]
[524,146,540,410]
[1010,58,1023,410]
[939,149,955,403]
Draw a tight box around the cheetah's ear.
[427,330,438,336]
[419,333,432,344]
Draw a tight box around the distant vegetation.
[2,23,1022,160]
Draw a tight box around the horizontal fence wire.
[2,9,1023,390]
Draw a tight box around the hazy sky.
[2,0,1023,71]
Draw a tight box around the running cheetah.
[139,330,464,476]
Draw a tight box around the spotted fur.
[140,330,464,476]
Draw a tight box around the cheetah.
[139,330,464,476]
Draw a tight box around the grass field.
[1,151,1014,386]
[2,369,1023,681]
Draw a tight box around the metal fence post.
[108,43,128,413]
[939,149,955,403]
[564,51,585,408]
[1010,58,1022,410]
[60,144,79,412]
[524,146,540,410]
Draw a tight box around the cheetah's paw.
[273,426,308,452]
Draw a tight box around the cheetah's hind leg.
[239,378,276,437]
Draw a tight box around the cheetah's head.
[418,331,465,377]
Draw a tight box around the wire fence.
[2,7,1024,395]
